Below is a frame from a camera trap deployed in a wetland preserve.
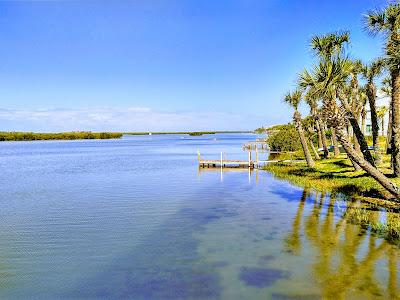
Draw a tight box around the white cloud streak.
[0,107,266,132]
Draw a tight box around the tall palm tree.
[307,32,375,166]
[301,51,399,197]
[284,90,315,168]
[304,92,328,157]
[377,106,388,136]
[362,59,384,163]
[359,90,368,135]
[302,116,321,160]
[331,127,340,156]
[349,60,364,156]
[365,2,400,176]
[381,76,393,154]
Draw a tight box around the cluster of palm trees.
[284,2,400,199]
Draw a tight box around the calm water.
[0,134,399,299]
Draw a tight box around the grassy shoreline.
[0,131,123,141]
[264,155,400,209]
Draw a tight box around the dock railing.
[197,149,297,169]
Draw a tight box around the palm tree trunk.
[381,117,385,136]
[309,138,320,160]
[342,113,361,171]
[354,132,361,153]
[367,83,379,153]
[319,120,329,158]
[315,119,323,148]
[347,113,376,167]
[335,126,400,198]
[387,101,392,155]
[337,93,376,167]
[361,105,366,135]
[350,155,362,171]
[391,70,400,177]
[331,127,340,156]
[294,111,315,168]
[367,83,382,165]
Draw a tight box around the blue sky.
[0,0,387,132]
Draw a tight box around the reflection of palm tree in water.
[285,189,308,255]
[286,189,398,299]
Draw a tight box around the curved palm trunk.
[350,155,362,171]
[331,127,340,156]
[361,105,367,135]
[309,138,320,160]
[338,93,375,167]
[391,70,400,177]
[367,83,379,150]
[294,111,315,168]
[347,114,376,167]
[335,126,400,198]
[319,120,329,158]
[367,83,382,165]
[315,119,323,148]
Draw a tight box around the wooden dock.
[197,149,299,169]
[198,151,255,168]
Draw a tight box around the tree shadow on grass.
[333,184,386,199]
[285,168,317,177]
[317,173,370,180]
[332,160,353,168]
[385,173,398,179]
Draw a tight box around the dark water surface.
[0,134,398,299]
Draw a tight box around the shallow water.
[0,134,398,299]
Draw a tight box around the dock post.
[197,149,201,162]
[248,151,251,168]
[255,147,259,168]
[221,152,223,168]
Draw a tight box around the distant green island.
[0,130,252,141]
[0,131,123,141]
[125,131,251,136]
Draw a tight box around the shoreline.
[0,131,123,142]
[263,156,400,209]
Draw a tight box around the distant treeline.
[125,131,250,135]
[0,131,123,141]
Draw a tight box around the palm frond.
[364,9,387,36]
[284,90,302,110]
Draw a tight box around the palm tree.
[300,45,399,197]
[331,127,340,156]
[302,116,321,160]
[381,76,393,154]
[365,2,400,176]
[349,60,364,157]
[377,106,388,136]
[306,32,375,166]
[360,90,368,135]
[362,59,384,163]
[331,105,400,198]
[284,90,315,168]
[304,92,328,157]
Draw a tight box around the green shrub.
[0,131,123,141]
[266,124,301,152]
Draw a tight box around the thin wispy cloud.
[0,107,267,132]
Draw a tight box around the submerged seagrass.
[0,134,399,299]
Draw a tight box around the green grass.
[264,154,400,208]
[264,153,400,241]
